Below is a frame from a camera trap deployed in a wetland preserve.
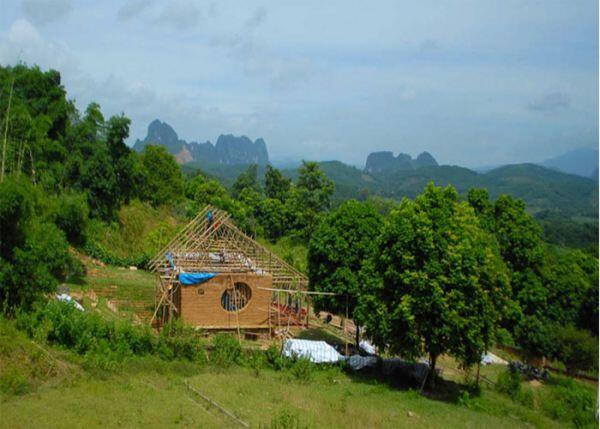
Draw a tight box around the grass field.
[1,359,566,429]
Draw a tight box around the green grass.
[1,362,565,429]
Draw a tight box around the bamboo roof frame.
[149,205,307,289]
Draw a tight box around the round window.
[221,282,252,312]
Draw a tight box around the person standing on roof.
[207,210,214,227]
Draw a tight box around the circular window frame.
[220,282,252,313]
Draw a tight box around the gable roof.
[148,205,307,289]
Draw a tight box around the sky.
[0,0,597,167]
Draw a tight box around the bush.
[261,408,309,429]
[288,357,315,383]
[158,321,206,364]
[0,177,78,311]
[542,377,596,428]
[211,333,242,368]
[49,192,89,246]
[15,301,206,367]
[551,324,598,374]
[265,343,286,370]
[83,241,150,269]
[495,368,522,399]
[0,366,30,395]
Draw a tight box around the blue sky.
[0,0,597,167]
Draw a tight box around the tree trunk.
[355,325,360,351]
[427,354,438,389]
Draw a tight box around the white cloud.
[0,19,76,72]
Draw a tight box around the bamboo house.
[149,206,309,333]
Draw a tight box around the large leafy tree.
[468,188,599,359]
[264,165,291,202]
[138,145,184,207]
[0,177,74,310]
[308,200,382,345]
[232,164,260,198]
[357,184,510,385]
[291,161,334,237]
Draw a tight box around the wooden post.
[305,296,310,328]
[231,275,242,345]
[268,293,272,337]
[276,292,281,332]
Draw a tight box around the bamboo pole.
[344,294,349,356]
[1,79,14,182]
[231,275,242,345]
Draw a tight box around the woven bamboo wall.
[179,273,272,329]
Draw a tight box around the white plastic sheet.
[347,355,377,370]
[56,293,84,311]
[481,352,508,365]
[281,339,343,363]
[359,340,377,355]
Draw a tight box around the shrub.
[50,192,89,246]
[245,349,267,376]
[288,357,315,383]
[0,366,30,396]
[265,343,286,370]
[0,177,77,311]
[542,377,596,428]
[158,321,206,363]
[211,333,242,368]
[261,408,309,429]
[551,324,598,374]
[495,368,522,399]
[16,301,206,366]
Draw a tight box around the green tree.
[264,165,291,202]
[256,197,289,241]
[0,177,74,310]
[356,183,510,386]
[308,200,382,346]
[232,164,260,198]
[78,145,119,220]
[105,115,137,204]
[185,174,230,207]
[291,161,334,237]
[138,145,184,207]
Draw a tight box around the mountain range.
[133,120,598,220]
[133,120,269,166]
[364,151,438,174]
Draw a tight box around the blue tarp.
[179,272,217,285]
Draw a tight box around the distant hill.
[133,120,269,166]
[539,147,598,178]
[189,157,598,219]
[364,151,438,174]
[284,161,598,218]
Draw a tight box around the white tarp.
[481,352,508,365]
[359,340,377,355]
[347,355,377,370]
[281,339,343,363]
[56,293,84,311]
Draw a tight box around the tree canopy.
[308,200,382,318]
[357,184,511,383]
